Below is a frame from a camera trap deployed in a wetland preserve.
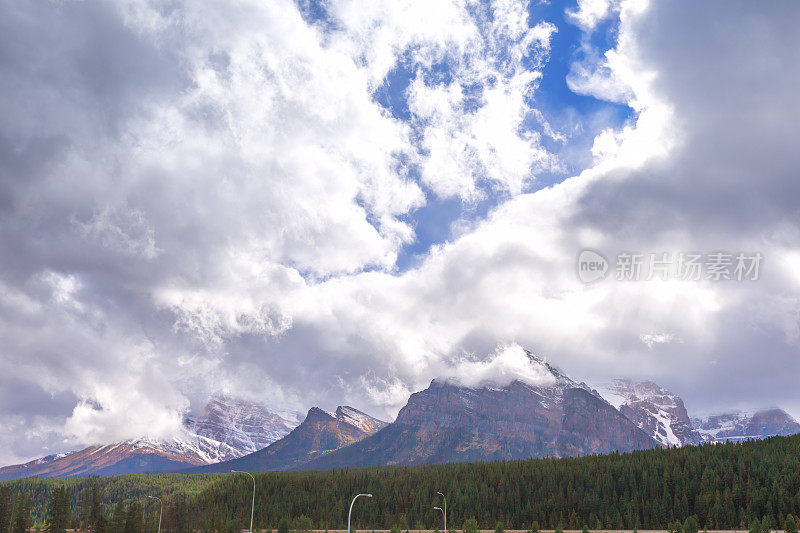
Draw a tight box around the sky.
[1,0,799,465]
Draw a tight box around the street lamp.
[147,496,162,533]
[347,493,373,533]
[232,470,256,533]
[433,507,445,532]
[437,492,447,533]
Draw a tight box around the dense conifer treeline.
[0,475,220,531]
[2,435,800,531]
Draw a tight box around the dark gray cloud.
[564,0,800,399]
[0,379,77,418]
[575,1,800,237]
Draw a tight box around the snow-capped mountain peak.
[596,379,700,447]
[692,408,800,442]
[523,350,584,389]
[184,396,301,456]
[0,396,302,480]
[435,347,578,391]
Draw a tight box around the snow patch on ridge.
[652,409,681,447]
[336,406,386,433]
[598,388,627,410]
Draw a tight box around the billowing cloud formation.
[438,344,558,389]
[1,0,800,465]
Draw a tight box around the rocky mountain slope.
[0,397,298,480]
[0,437,218,480]
[595,379,800,446]
[187,406,387,473]
[693,408,800,442]
[303,355,659,469]
[184,396,301,456]
[597,379,701,447]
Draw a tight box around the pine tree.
[684,515,698,533]
[750,518,761,533]
[124,502,142,533]
[80,486,92,531]
[0,487,10,533]
[555,523,564,533]
[294,515,312,533]
[171,495,191,533]
[529,521,540,533]
[582,525,589,533]
[95,514,108,533]
[111,500,126,533]
[12,493,30,533]
[48,487,70,533]
[463,518,478,533]
[90,485,103,532]
[495,522,504,533]
[277,517,290,533]
[785,515,798,533]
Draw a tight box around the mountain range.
[2,351,799,480]
[693,409,800,442]
[186,405,387,473]
[303,365,658,469]
[597,378,800,447]
[0,397,301,481]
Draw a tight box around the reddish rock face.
[304,377,658,470]
[0,441,211,481]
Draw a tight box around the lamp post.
[232,470,256,533]
[147,496,162,533]
[347,493,372,533]
[437,492,447,533]
[433,507,445,532]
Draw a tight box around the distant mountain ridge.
[185,405,388,473]
[693,408,800,442]
[594,380,800,446]
[0,438,213,481]
[0,396,298,481]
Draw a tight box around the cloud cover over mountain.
[1,0,799,464]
